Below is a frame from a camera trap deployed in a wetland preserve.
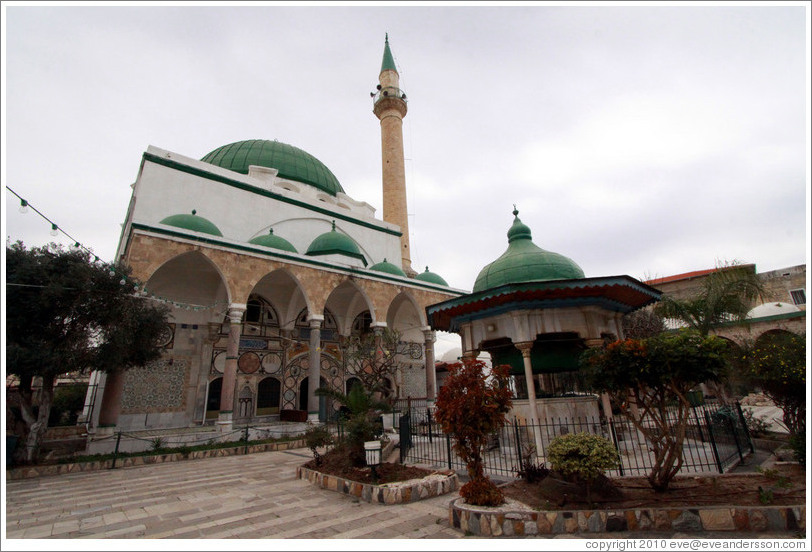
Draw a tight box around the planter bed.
[297,464,458,505]
[449,497,806,536]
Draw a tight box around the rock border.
[449,498,806,536]
[297,465,458,504]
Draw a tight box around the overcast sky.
[3,2,809,357]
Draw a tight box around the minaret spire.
[373,34,415,276]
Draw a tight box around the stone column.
[423,328,437,402]
[583,338,613,421]
[218,303,246,430]
[515,341,544,459]
[307,315,324,423]
[515,342,539,424]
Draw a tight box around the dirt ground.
[304,448,436,484]
[500,463,806,510]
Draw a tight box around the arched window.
[257,377,281,416]
[243,295,280,337]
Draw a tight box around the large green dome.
[160,210,223,237]
[201,139,344,196]
[473,209,584,292]
[306,221,367,266]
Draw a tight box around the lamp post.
[364,440,382,482]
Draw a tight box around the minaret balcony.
[372,86,407,105]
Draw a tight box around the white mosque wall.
[124,146,403,269]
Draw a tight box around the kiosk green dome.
[306,221,367,266]
[369,258,407,277]
[473,208,584,292]
[201,139,344,196]
[160,210,223,237]
[415,266,449,286]
[248,228,298,253]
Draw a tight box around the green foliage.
[547,432,618,484]
[48,384,88,426]
[6,242,170,463]
[434,358,513,506]
[742,408,771,438]
[304,424,334,466]
[149,437,166,452]
[316,382,389,467]
[653,262,764,337]
[789,433,805,466]
[743,332,805,436]
[581,330,729,492]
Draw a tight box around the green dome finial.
[507,206,532,243]
[192,209,197,215]
[331,220,336,231]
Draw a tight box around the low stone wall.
[449,498,806,536]
[7,438,305,480]
[297,465,458,504]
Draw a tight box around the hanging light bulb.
[19,200,29,214]
[50,223,59,236]
[119,278,127,286]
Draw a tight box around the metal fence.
[400,400,753,480]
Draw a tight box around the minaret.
[373,34,415,277]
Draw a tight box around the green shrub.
[304,424,333,466]
[789,433,805,466]
[743,408,771,438]
[547,432,618,483]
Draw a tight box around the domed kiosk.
[427,208,661,430]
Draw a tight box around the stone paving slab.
[4,447,806,544]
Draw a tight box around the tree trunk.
[16,374,56,464]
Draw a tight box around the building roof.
[305,221,367,266]
[473,208,585,292]
[200,139,344,196]
[247,228,298,253]
[369,258,406,277]
[159,210,223,236]
[427,276,662,333]
[415,266,449,286]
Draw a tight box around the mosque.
[84,36,461,434]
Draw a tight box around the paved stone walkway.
[4,447,804,541]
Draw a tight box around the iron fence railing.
[400,400,753,480]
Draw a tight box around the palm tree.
[316,382,391,466]
[654,262,764,337]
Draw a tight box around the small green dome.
[248,228,297,253]
[306,221,367,266]
[369,258,406,277]
[473,208,584,292]
[201,139,344,196]
[415,266,449,287]
[160,210,223,237]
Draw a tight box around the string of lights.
[6,185,228,312]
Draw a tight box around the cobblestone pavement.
[3,447,805,543]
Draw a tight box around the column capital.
[227,303,246,324]
[307,314,324,328]
[514,341,534,356]
[422,329,436,343]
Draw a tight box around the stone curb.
[297,464,458,504]
[449,498,806,536]
[6,438,306,480]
